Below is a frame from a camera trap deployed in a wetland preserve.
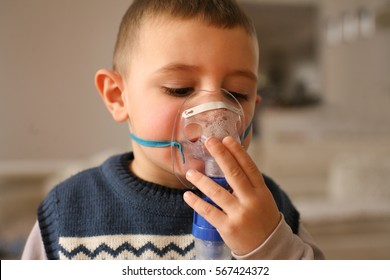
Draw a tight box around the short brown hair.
[113,0,256,74]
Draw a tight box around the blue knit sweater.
[38,152,299,259]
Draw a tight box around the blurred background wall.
[1,0,389,259]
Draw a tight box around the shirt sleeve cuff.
[232,214,312,260]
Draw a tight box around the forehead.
[129,16,259,72]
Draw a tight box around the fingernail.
[206,137,219,147]
[183,191,196,204]
[223,136,236,145]
[183,191,193,200]
[186,169,195,179]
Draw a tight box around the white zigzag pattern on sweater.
[58,234,195,260]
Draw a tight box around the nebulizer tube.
[171,89,245,260]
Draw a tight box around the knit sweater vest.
[38,152,300,260]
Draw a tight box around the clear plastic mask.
[171,89,245,189]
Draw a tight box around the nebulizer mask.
[171,88,245,260]
[129,88,247,259]
[171,89,244,184]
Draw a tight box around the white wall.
[0,0,132,160]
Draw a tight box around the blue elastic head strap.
[243,118,253,139]
[130,133,185,164]
[130,119,253,165]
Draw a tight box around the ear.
[255,94,262,105]
[95,69,128,122]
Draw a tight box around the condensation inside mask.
[172,89,244,189]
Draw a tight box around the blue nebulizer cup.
[172,89,245,260]
[192,176,231,260]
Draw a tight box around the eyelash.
[229,91,248,101]
[163,87,248,101]
[163,87,194,97]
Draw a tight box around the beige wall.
[0,0,132,160]
[320,0,390,130]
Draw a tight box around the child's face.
[122,17,259,188]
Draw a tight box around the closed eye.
[163,87,194,97]
[228,91,249,101]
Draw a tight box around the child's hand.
[183,136,281,256]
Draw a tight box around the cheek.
[238,102,256,148]
[150,110,177,139]
[130,101,180,140]
[241,102,256,127]
[241,133,252,150]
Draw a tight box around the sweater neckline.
[101,152,194,218]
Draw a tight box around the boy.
[22,0,324,259]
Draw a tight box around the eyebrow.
[153,63,257,82]
[153,63,200,75]
[228,69,258,83]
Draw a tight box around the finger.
[204,137,254,197]
[185,169,237,213]
[222,136,266,189]
[183,191,226,229]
